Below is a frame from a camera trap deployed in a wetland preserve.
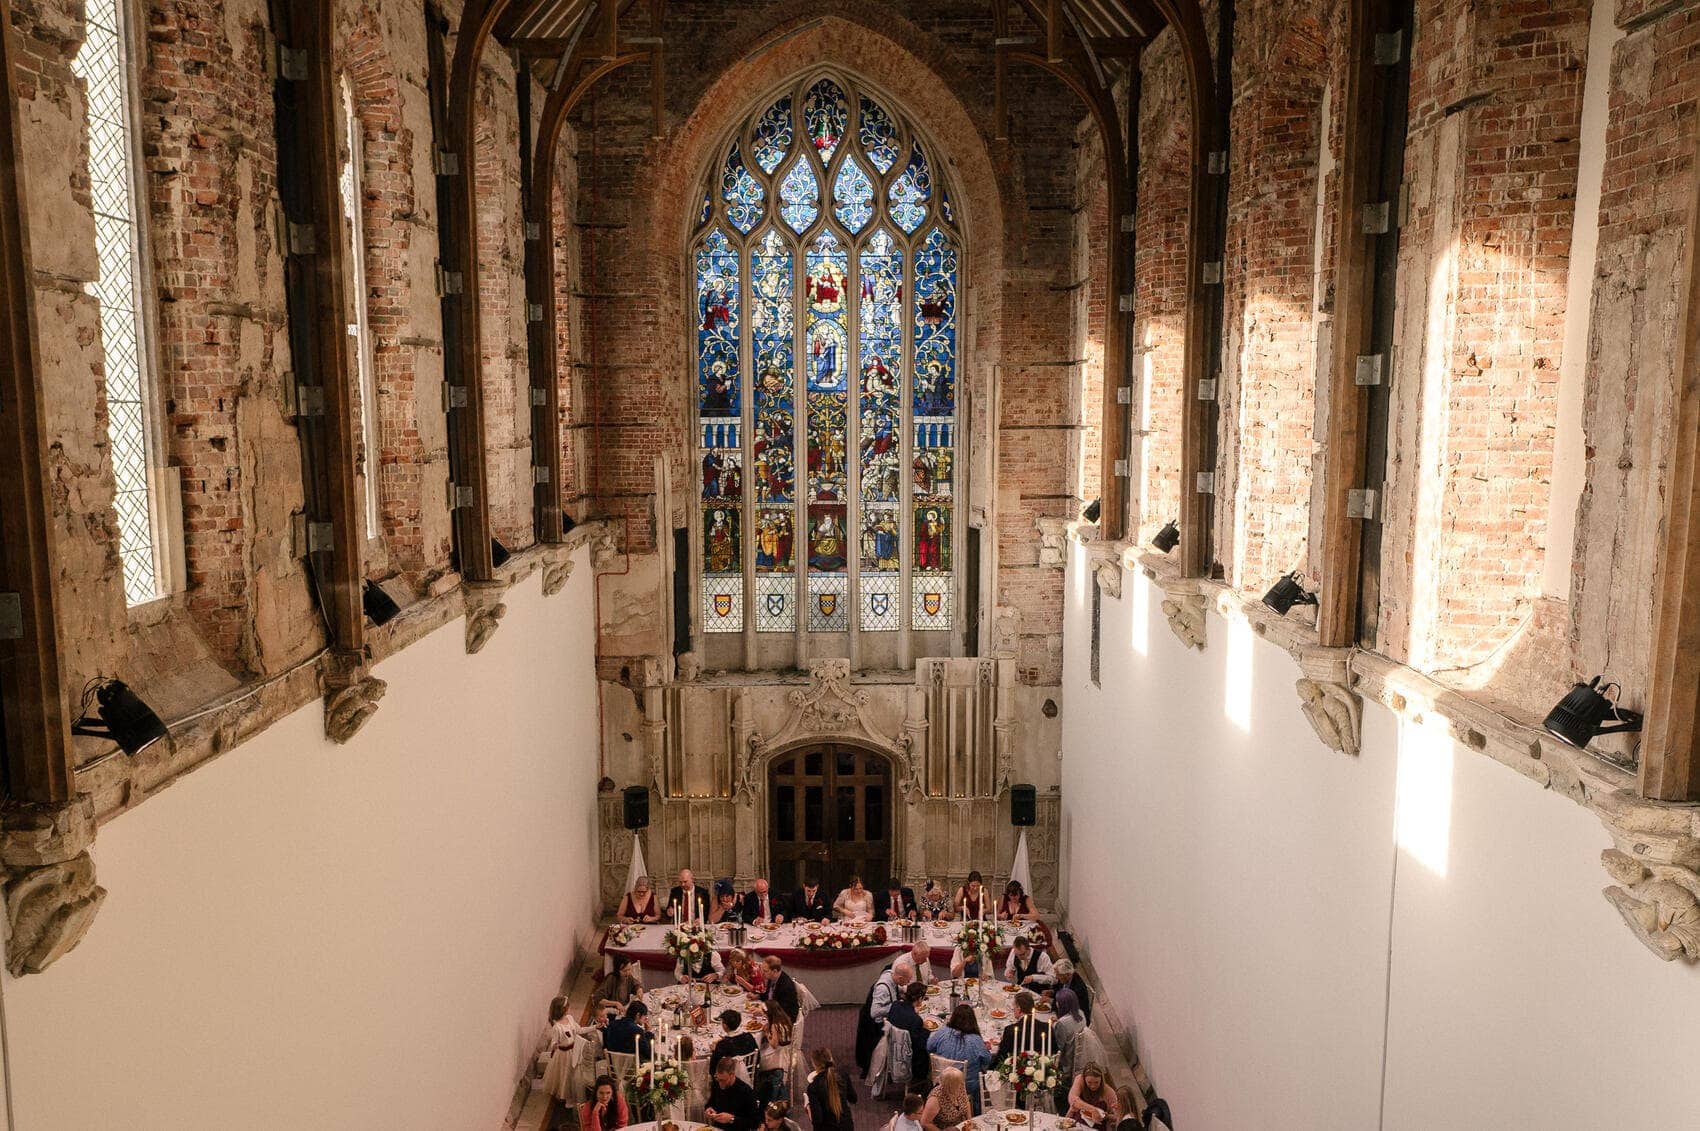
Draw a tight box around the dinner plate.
[745,1020,764,1031]
[1005,1113,1028,1125]
[933,920,949,929]
[923,1018,940,1030]
[990,1009,1007,1019]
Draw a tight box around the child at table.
[888,1092,925,1131]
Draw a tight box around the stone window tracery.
[690,73,963,664]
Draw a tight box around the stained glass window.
[690,73,963,654]
[75,0,163,605]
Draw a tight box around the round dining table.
[640,982,768,1059]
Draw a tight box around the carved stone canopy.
[735,659,918,799]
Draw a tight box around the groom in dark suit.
[789,877,831,921]
[875,877,918,921]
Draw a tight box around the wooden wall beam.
[1641,122,1700,802]
[0,0,75,802]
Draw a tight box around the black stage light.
[561,512,577,535]
[1544,676,1643,749]
[71,678,168,756]
[363,579,401,626]
[1152,520,1180,554]
[491,538,511,568]
[1082,499,1101,523]
[1262,572,1317,616]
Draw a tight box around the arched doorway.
[769,744,892,894]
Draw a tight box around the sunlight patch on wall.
[1394,715,1455,877]
[1129,567,1150,657]
[1224,614,1254,731]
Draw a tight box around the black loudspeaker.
[1010,784,1036,827]
[623,786,650,831]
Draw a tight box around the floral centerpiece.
[608,923,642,948]
[1007,1049,1059,1103]
[626,1057,691,1114]
[663,923,716,962]
[956,918,995,967]
[798,923,889,950]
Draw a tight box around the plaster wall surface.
[0,548,600,1130]
[1059,543,1700,1130]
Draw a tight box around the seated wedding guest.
[705,1054,763,1131]
[805,1048,857,1131]
[743,877,785,924]
[791,877,831,921]
[1003,936,1055,989]
[762,955,801,1020]
[917,880,953,921]
[919,1067,972,1131]
[729,948,768,996]
[619,875,662,924]
[710,880,745,924]
[992,992,1053,1067]
[892,939,937,986]
[924,1005,993,1112]
[998,880,1039,922]
[1050,959,1093,1023]
[886,981,933,1085]
[669,867,711,922]
[954,872,988,921]
[890,1092,927,1131]
[1112,1086,1143,1131]
[711,1008,759,1067]
[946,940,983,980]
[603,1001,654,1059]
[757,1004,795,1103]
[833,875,876,922]
[676,939,726,984]
[876,877,918,921]
[579,1074,631,1131]
[856,962,908,1074]
[1067,1064,1121,1129]
[1051,988,1088,1076]
[761,1099,804,1131]
[594,954,643,1015]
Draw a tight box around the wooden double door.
[769,745,892,898]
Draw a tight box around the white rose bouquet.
[626,1056,691,1112]
[663,923,716,961]
[1009,1049,1059,1100]
[609,923,642,948]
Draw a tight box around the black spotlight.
[1082,499,1101,523]
[71,678,168,756]
[1262,572,1317,616]
[1544,676,1644,749]
[1152,520,1180,554]
[560,512,577,535]
[490,538,511,568]
[363,579,401,626]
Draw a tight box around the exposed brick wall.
[1131,27,1192,547]
[338,0,455,592]
[473,53,536,553]
[1381,0,1589,671]
[1070,115,1108,509]
[553,125,587,521]
[1571,0,1699,698]
[1215,4,1327,595]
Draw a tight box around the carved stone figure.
[1161,592,1207,650]
[322,651,386,744]
[465,582,509,654]
[1,798,104,976]
[541,548,577,596]
[1295,678,1360,757]
[676,650,704,682]
[1601,848,1700,962]
[1094,558,1123,599]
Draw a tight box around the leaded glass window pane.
[74,0,161,605]
[694,73,963,653]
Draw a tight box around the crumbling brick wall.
[1214,4,1327,595]
[338,0,455,593]
[1070,113,1109,511]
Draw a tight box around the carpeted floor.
[795,1004,907,1131]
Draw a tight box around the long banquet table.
[600,920,1045,1005]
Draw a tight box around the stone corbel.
[1036,516,1084,569]
[592,526,621,571]
[1158,576,1208,651]
[464,578,510,654]
[1593,788,1700,963]
[541,545,577,596]
[1293,646,1361,758]
[322,649,386,744]
[0,797,106,976]
[1093,557,1123,600]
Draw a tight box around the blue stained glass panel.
[698,187,712,228]
[721,142,764,233]
[804,78,848,164]
[858,95,899,173]
[696,229,740,418]
[858,229,903,506]
[913,227,956,419]
[753,95,793,173]
[805,231,849,532]
[833,155,875,233]
[939,180,956,227]
[779,160,820,233]
[888,142,932,234]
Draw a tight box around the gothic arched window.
[692,73,963,667]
